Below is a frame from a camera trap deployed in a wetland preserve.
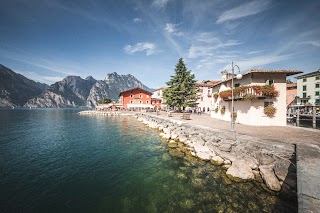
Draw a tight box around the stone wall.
[134,113,297,193]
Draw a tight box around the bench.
[181,113,191,120]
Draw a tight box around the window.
[139,100,142,104]
[316,83,319,88]
[130,94,133,98]
[146,101,149,104]
[201,97,203,101]
[235,83,240,87]
[265,79,274,85]
[130,100,133,103]
[316,76,320,80]
[316,99,320,104]
[303,93,307,98]
[139,94,142,98]
[316,91,320,96]
[303,79,307,82]
[208,89,211,94]
[303,85,307,91]
[264,101,274,107]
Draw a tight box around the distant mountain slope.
[0,64,48,107]
[25,72,152,108]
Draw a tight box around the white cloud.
[152,0,170,8]
[299,40,320,47]
[216,0,272,24]
[16,71,63,85]
[123,42,157,56]
[164,23,183,36]
[187,33,242,58]
[133,17,142,23]
[221,53,292,71]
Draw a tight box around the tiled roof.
[243,69,302,76]
[295,69,320,79]
[196,80,220,87]
[119,87,152,96]
[154,86,168,91]
[213,69,302,87]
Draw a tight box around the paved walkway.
[148,111,320,145]
[145,111,320,213]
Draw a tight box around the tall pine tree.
[163,58,199,111]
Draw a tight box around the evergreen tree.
[163,58,199,110]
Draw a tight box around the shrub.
[214,107,218,113]
[264,105,277,117]
[243,94,256,100]
[230,111,237,121]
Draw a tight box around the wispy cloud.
[221,53,292,71]
[152,0,170,8]
[16,71,63,85]
[123,42,157,56]
[164,23,183,36]
[188,33,242,58]
[133,17,143,23]
[216,0,272,24]
[299,40,320,47]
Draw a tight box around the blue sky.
[0,0,319,88]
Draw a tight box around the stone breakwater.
[78,110,123,116]
[134,113,297,193]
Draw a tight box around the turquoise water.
[0,109,296,212]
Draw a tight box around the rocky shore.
[134,113,297,193]
[78,110,124,116]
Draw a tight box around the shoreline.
[133,113,296,193]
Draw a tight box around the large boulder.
[218,143,232,152]
[226,159,254,182]
[194,145,214,161]
[242,156,259,170]
[273,159,291,181]
[259,165,281,191]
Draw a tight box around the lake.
[0,109,296,212]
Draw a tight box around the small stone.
[219,143,232,152]
[168,141,178,148]
[210,156,224,166]
[224,160,231,165]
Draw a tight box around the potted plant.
[230,111,237,121]
[213,93,219,100]
[264,105,277,117]
[220,106,226,115]
[214,107,218,113]
[243,94,256,101]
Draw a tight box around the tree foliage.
[163,58,199,110]
[98,98,112,104]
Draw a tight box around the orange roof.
[119,87,152,96]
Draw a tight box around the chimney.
[221,70,228,81]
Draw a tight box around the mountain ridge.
[0,64,153,108]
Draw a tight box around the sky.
[0,0,319,88]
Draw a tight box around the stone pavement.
[145,111,320,213]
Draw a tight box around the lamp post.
[231,61,242,132]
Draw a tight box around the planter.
[264,105,276,117]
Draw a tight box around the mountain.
[24,72,152,108]
[0,64,48,107]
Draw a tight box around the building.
[286,83,297,107]
[296,69,320,105]
[151,86,167,110]
[119,87,154,110]
[211,69,302,126]
[196,80,220,113]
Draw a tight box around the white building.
[296,69,320,105]
[196,80,220,113]
[211,69,302,126]
[152,86,167,110]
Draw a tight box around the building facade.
[296,70,320,105]
[196,80,220,113]
[151,86,167,110]
[119,87,153,110]
[211,69,302,126]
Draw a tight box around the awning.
[127,104,154,108]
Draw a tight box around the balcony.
[219,85,279,101]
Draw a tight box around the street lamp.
[231,61,242,132]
